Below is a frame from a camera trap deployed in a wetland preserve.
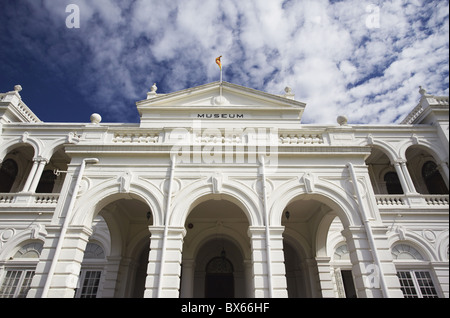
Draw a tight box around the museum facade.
[0,82,448,298]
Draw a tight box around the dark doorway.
[205,256,234,298]
[341,270,357,298]
[422,161,448,194]
[0,159,18,193]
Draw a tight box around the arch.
[316,212,340,257]
[184,225,250,260]
[282,228,312,259]
[0,137,42,161]
[399,139,448,165]
[269,180,361,228]
[388,232,437,262]
[361,139,399,164]
[170,179,262,227]
[71,180,164,228]
[391,243,424,260]
[0,229,47,261]
[41,137,74,160]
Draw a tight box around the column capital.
[247,226,266,238]
[33,156,49,164]
[393,158,407,165]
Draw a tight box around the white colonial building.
[0,82,448,298]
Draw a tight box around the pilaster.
[144,226,186,298]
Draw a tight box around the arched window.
[36,170,57,193]
[391,243,439,298]
[391,244,424,260]
[0,159,18,193]
[422,161,448,194]
[83,243,105,259]
[384,172,403,194]
[0,242,43,298]
[75,243,106,299]
[205,251,234,298]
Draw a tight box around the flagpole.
[220,61,223,98]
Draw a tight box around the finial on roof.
[337,115,348,126]
[14,85,23,93]
[419,86,427,96]
[90,113,102,125]
[283,86,295,99]
[147,83,158,99]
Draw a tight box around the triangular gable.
[136,81,306,128]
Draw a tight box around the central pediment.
[136,81,306,128]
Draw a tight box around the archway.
[405,145,448,194]
[83,195,154,298]
[181,198,251,298]
[205,244,235,298]
[282,195,351,298]
[0,144,35,193]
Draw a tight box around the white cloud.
[15,0,449,123]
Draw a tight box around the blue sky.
[0,0,448,124]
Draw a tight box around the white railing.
[376,194,449,207]
[423,195,449,206]
[0,194,15,204]
[34,194,60,204]
[0,193,59,205]
[375,195,406,206]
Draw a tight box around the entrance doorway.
[205,255,234,298]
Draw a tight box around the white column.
[145,226,186,298]
[160,227,186,298]
[28,158,48,193]
[269,226,288,297]
[244,260,254,298]
[398,160,417,194]
[393,161,411,194]
[370,225,404,298]
[180,259,195,298]
[145,226,164,298]
[432,262,449,298]
[40,158,99,298]
[316,257,335,297]
[101,256,121,298]
[248,226,269,298]
[22,158,40,192]
[342,226,381,298]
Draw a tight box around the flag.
[216,56,222,70]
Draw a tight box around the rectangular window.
[76,270,102,298]
[397,271,439,298]
[0,270,35,298]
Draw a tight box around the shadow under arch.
[170,182,262,227]
[70,181,164,228]
[181,196,253,298]
[184,223,251,261]
[190,235,247,298]
[270,183,362,229]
